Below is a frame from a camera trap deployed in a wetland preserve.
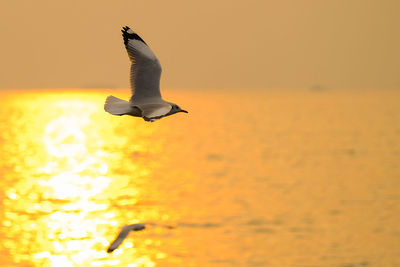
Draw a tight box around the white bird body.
[104,26,188,122]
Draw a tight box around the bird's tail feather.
[104,95,132,115]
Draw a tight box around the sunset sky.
[1,0,399,90]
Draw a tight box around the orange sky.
[0,0,399,90]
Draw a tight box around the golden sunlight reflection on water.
[0,89,399,266]
[0,91,162,266]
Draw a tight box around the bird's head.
[170,104,188,115]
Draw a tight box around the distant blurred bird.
[104,26,188,122]
[107,223,146,253]
[107,223,175,253]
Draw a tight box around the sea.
[0,89,399,266]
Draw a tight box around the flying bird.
[107,223,175,253]
[107,223,146,253]
[104,26,188,122]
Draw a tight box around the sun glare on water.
[1,89,399,266]
[0,91,160,267]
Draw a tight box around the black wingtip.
[121,26,147,45]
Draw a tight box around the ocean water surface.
[0,89,399,266]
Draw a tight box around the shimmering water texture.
[0,89,399,266]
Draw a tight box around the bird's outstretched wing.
[121,26,162,103]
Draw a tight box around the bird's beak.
[181,109,188,113]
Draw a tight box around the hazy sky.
[1,0,399,89]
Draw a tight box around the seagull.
[107,223,146,253]
[107,223,175,253]
[104,26,188,122]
